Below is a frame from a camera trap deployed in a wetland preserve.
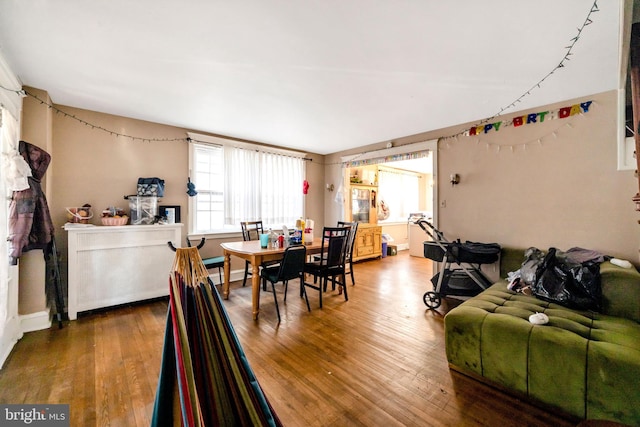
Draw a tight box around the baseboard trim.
[19,310,51,333]
[208,269,245,286]
[0,316,21,369]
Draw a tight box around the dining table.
[221,237,323,320]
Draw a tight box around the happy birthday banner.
[465,100,592,136]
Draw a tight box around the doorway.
[341,139,438,252]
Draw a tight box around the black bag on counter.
[531,247,602,311]
[137,177,165,197]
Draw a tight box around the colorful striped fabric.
[152,247,282,426]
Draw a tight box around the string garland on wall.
[465,101,592,137]
[440,0,600,145]
[0,0,600,155]
[443,112,586,153]
[440,99,596,153]
[4,87,190,144]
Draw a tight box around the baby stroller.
[416,219,500,309]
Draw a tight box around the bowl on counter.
[101,216,128,226]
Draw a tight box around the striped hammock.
[151,247,282,426]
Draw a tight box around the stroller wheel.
[423,291,441,309]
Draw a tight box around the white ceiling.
[0,1,627,155]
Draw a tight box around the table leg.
[251,260,261,320]
[223,251,231,299]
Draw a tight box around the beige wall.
[17,88,52,315]
[50,105,189,238]
[439,90,637,262]
[324,161,344,226]
[327,89,640,264]
[19,88,326,315]
[302,152,325,234]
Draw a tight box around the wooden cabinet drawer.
[357,245,374,256]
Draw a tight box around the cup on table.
[260,233,269,248]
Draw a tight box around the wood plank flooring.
[0,251,575,426]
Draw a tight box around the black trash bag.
[531,247,602,311]
[519,247,546,286]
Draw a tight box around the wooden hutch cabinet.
[345,165,383,262]
[353,223,382,262]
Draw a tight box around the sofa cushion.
[599,261,640,322]
[499,247,528,278]
[445,281,640,423]
[587,340,640,421]
[528,322,588,418]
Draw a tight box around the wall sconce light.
[326,183,335,192]
[450,174,460,186]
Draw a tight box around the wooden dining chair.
[186,237,225,285]
[302,226,350,308]
[240,221,264,287]
[240,220,279,288]
[338,220,358,286]
[240,220,265,242]
[311,221,358,289]
[260,245,307,322]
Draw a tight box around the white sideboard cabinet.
[65,223,182,320]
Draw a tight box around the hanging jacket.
[8,141,55,265]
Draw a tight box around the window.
[189,134,305,233]
[192,144,224,232]
[377,168,420,223]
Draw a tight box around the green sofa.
[444,248,640,425]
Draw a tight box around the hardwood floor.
[0,251,574,426]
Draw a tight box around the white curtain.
[224,147,304,228]
[377,169,419,222]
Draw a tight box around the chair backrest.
[185,236,205,249]
[337,221,358,262]
[277,245,307,282]
[240,221,264,241]
[318,226,349,268]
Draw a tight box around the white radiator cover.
[65,223,182,320]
